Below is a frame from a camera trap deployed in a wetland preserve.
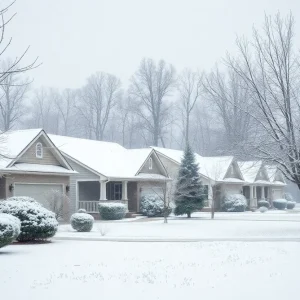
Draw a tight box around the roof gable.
[238,161,262,183]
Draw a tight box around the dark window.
[107,182,122,200]
[202,185,209,199]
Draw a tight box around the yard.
[1,240,299,300]
[1,212,300,300]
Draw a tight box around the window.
[149,157,153,170]
[202,185,209,199]
[36,142,43,158]
[107,182,122,200]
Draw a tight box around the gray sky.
[5,0,300,90]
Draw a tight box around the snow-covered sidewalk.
[57,212,300,241]
[1,241,299,300]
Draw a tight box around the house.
[0,129,287,215]
[0,129,76,207]
[238,161,286,208]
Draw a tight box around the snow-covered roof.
[4,163,77,175]
[237,161,262,183]
[152,147,233,181]
[265,165,278,182]
[135,173,171,181]
[49,134,164,179]
[0,128,42,168]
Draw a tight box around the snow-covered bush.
[221,194,247,212]
[77,208,87,213]
[98,203,127,220]
[258,200,270,208]
[0,198,58,242]
[71,212,94,232]
[0,213,21,248]
[7,196,41,206]
[259,206,268,213]
[273,199,287,210]
[286,201,296,210]
[140,195,172,217]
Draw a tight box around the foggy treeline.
[3,10,300,188]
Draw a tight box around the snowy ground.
[1,240,299,300]
[57,211,300,241]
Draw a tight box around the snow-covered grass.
[1,241,298,300]
[57,212,300,240]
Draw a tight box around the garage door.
[14,184,63,208]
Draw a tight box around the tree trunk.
[185,113,189,147]
[187,212,191,218]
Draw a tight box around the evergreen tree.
[174,144,205,218]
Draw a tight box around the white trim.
[1,170,74,176]
[149,157,153,170]
[35,142,43,158]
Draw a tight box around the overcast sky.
[5,0,300,90]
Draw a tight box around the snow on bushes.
[71,211,94,232]
[140,195,172,217]
[221,194,247,212]
[284,192,294,202]
[259,206,268,213]
[77,208,87,213]
[7,196,41,206]
[0,198,58,242]
[287,201,296,210]
[273,199,287,210]
[98,203,127,220]
[0,213,21,248]
[258,200,270,208]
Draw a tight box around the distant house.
[0,129,287,215]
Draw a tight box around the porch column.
[261,186,265,199]
[100,180,107,200]
[122,181,128,210]
[249,185,253,208]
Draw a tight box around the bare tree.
[45,190,70,221]
[202,67,253,153]
[177,68,202,146]
[225,13,300,189]
[54,88,78,136]
[77,72,121,140]
[0,59,30,130]
[130,58,176,146]
[0,1,39,86]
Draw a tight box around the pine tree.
[174,144,205,218]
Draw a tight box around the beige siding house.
[0,129,287,215]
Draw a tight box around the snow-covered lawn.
[1,241,299,300]
[57,212,300,240]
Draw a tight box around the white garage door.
[273,189,283,200]
[14,184,63,208]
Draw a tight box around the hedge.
[71,212,94,232]
[98,203,127,220]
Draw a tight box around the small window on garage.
[149,157,153,170]
[36,142,43,158]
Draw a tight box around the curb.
[53,236,300,243]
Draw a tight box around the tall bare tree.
[177,68,202,146]
[77,72,121,140]
[0,1,39,86]
[0,59,30,130]
[226,13,300,188]
[130,58,176,146]
[54,88,78,136]
[202,67,253,153]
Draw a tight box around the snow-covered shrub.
[140,195,172,217]
[286,201,296,210]
[98,203,127,220]
[273,199,287,210]
[259,206,268,213]
[77,208,87,213]
[7,196,41,206]
[221,194,247,212]
[0,198,58,242]
[258,200,270,208]
[0,213,21,248]
[71,212,94,232]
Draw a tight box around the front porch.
[77,180,135,213]
[242,185,273,208]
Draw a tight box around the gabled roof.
[0,129,74,174]
[152,146,234,181]
[237,161,262,183]
[49,134,167,179]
